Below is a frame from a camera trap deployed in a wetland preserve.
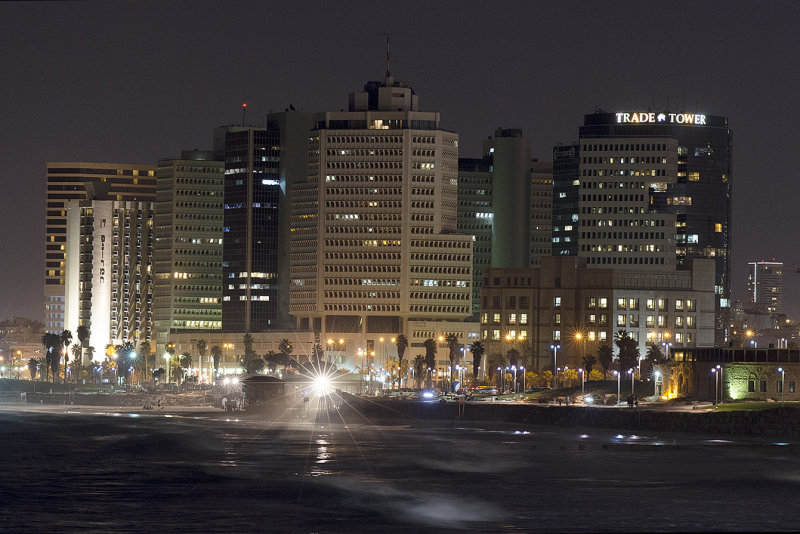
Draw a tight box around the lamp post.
[661,341,673,362]
[497,367,502,393]
[579,368,585,394]
[391,337,396,389]
[613,370,621,405]
[163,354,171,384]
[550,344,560,388]
[564,365,569,389]
[511,365,517,393]
[628,368,634,398]
[778,367,785,405]
[654,370,661,397]
[711,367,718,405]
[521,366,526,392]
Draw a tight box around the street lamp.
[628,368,634,398]
[661,341,673,362]
[497,367,502,392]
[613,370,621,405]
[511,365,517,393]
[778,367,785,405]
[550,344,560,388]
[578,368,585,394]
[711,367,719,405]
[521,366,526,392]
[654,370,661,397]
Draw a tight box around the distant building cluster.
[40,73,745,375]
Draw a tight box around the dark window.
[760,380,767,393]
[492,296,500,308]
[790,381,796,393]
[748,380,755,392]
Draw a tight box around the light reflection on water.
[2,410,800,532]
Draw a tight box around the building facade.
[480,256,716,372]
[530,161,553,266]
[578,137,679,268]
[289,73,473,366]
[63,199,154,354]
[45,162,156,331]
[552,143,580,257]
[217,127,284,333]
[577,112,733,343]
[458,129,550,316]
[747,260,783,315]
[153,151,224,352]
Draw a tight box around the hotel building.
[45,162,156,331]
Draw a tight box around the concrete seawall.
[338,396,800,438]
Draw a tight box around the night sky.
[2,1,800,322]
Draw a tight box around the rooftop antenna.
[242,101,247,126]
[385,34,391,78]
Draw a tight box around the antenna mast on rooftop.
[385,34,391,77]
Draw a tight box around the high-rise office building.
[457,156,493,316]
[578,137,679,268]
[530,161,553,266]
[63,197,154,352]
[45,162,156,332]
[215,127,284,333]
[556,111,732,343]
[290,72,473,347]
[552,143,580,257]
[152,151,224,350]
[458,129,550,316]
[747,260,783,315]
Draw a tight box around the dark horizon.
[2,0,800,322]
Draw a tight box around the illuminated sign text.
[616,112,707,125]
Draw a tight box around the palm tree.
[582,354,597,375]
[60,330,73,383]
[41,332,62,382]
[469,341,485,380]
[164,342,176,383]
[445,333,460,392]
[196,338,208,376]
[423,338,437,389]
[413,355,426,388]
[210,345,223,377]
[597,343,613,379]
[615,330,639,372]
[115,341,136,385]
[70,344,81,379]
[76,325,89,367]
[139,341,152,381]
[28,358,40,381]
[646,344,664,364]
[395,334,408,381]
[486,352,506,380]
[278,338,292,358]
[179,352,193,383]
